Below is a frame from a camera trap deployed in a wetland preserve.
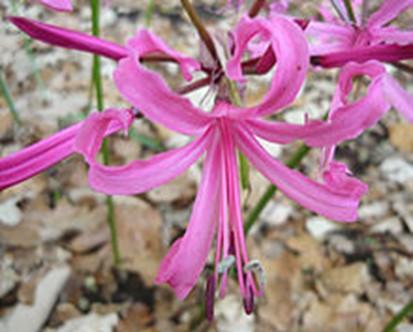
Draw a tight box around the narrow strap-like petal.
[0,109,132,191]
[235,124,366,222]
[226,15,309,117]
[9,17,127,61]
[155,129,221,300]
[367,0,413,28]
[114,56,212,136]
[75,109,213,195]
[0,123,80,190]
[39,0,73,12]
[372,27,413,45]
[312,44,413,68]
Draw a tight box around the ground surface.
[1,1,413,331]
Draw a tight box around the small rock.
[0,265,71,332]
[305,217,341,240]
[397,323,413,332]
[399,234,413,253]
[54,313,118,332]
[393,198,413,233]
[327,234,355,254]
[358,201,389,221]
[370,217,403,235]
[0,258,19,298]
[215,295,255,332]
[321,263,370,294]
[395,257,413,280]
[389,123,413,153]
[380,157,413,183]
[0,197,22,226]
[261,201,293,227]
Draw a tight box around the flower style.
[4,11,374,316]
[38,0,73,12]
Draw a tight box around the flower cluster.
[2,0,413,319]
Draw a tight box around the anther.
[244,259,266,290]
[217,255,235,274]
[205,275,216,322]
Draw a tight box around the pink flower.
[73,15,369,314]
[5,13,371,316]
[37,0,73,12]
[308,0,413,66]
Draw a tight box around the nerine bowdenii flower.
[2,11,392,317]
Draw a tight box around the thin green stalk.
[244,144,310,234]
[343,0,357,24]
[91,0,121,266]
[144,0,155,27]
[0,72,22,126]
[11,0,45,95]
[383,299,413,332]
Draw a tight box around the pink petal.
[306,22,354,55]
[382,75,413,122]
[126,30,200,81]
[114,56,212,136]
[39,0,73,11]
[74,109,134,163]
[372,27,413,45]
[367,0,413,28]
[226,15,309,116]
[0,123,80,190]
[156,129,221,300]
[9,17,127,61]
[0,108,132,191]
[235,124,365,222]
[312,44,413,68]
[323,161,368,199]
[75,112,213,195]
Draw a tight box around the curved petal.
[367,0,413,28]
[0,108,130,191]
[9,17,127,61]
[226,15,309,116]
[114,56,212,135]
[75,111,213,195]
[126,30,200,81]
[322,161,368,198]
[39,0,72,11]
[235,124,366,222]
[155,129,221,300]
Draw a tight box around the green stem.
[144,0,155,27]
[383,299,413,332]
[244,144,310,234]
[343,0,357,24]
[0,72,22,126]
[91,0,121,266]
[180,0,220,67]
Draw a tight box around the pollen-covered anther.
[217,255,236,274]
[244,259,266,290]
